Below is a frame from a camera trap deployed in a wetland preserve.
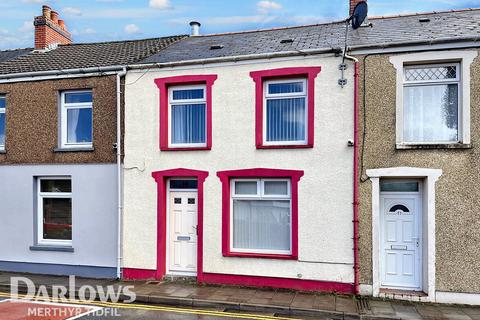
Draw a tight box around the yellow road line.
[0,291,299,320]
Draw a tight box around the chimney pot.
[42,5,51,19]
[34,5,72,49]
[50,10,59,24]
[189,21,201,36]
[58,19,66,30]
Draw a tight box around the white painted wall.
[123,55,355,283]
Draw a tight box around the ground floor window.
[37,177,72,246]
[217,168,304,259]
[231,179,291,254]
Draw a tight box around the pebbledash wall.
[357,49,480,302]
[122,55,356,290]
[0,76,119,278]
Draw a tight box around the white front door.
[380,190,422,290]
[168,191,198,275]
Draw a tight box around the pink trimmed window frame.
[249,67,321,149]
[154,75,218,151]
[217,168,304,260]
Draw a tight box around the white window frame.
[168,84,207,148]
[37,177,73,247]
[0,95,5,151]
[60,90,93,149]
[390,50,477,147]
[263,78,308,146]
[230,178,292,255]
[402,63,461,145]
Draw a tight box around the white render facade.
[122,54,356,290]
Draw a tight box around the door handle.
[413,237,419,247]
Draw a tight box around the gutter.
[343,52,360,296]
[116,67,127,279]
[0,65,125,81]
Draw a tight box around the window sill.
[224,252,297,260]
[161,146,211,151]
[54,146,95,152]
[29,245,74,252]
[396,143,471,150]
[257,144,313,150]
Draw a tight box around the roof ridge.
[0,47,33,53]
[368,7,480,20]
[192,20,347,38]
[57,34,187,47]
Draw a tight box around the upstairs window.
[60,90,93,149]
[250,67,321,149]
[403,64,460,143]
[264,79,307,145]
[0,96,5,150]
[168,85,206,148]
[154,75,217,151]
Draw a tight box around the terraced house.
[1,0,480,306]
[351,8,480,304]
[0,5,184,278]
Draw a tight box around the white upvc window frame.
[262,78,308,146]
[168,84,207,148]
[0,95,5,151]
[230,178,292,255]
[390,50,477,148]
[37,177,73,247]
[60,90,93,149]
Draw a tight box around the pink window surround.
[154,75,218,151]
[150,168,209,281]
[217,168,304,259]
[249,67,321,149]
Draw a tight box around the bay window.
[37,177,72,246]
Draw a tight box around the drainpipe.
[116,67,127,279]
[343,52,360,295]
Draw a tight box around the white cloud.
[149,0,172,9]
[63,7,82,16]
[124,23,140,34]
[21,0,44,3]
[257,1,282,10]
[84,27,96,34]
[19,21,34,33]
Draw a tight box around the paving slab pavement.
[1,272,480,319]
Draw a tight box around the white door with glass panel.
[169,189,198,274]
[380,180,422,290]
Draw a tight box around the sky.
[0,0,479,50]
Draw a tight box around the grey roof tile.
[0,48,32,63]
[142,9,480,64]
[0,35,186,75]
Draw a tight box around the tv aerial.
[339,1,368,87]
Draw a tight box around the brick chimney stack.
[34,5,72,50]
[349,0,366,16]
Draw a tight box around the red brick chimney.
[349,0,366,16]
[34,5,72,50]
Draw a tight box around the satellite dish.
[350,1,368,29]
